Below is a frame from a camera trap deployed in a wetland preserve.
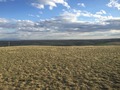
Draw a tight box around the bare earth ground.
[0,46,120,90]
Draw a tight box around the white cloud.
[32,3,45,9]
[16,20,35,27]
[77,3,85,7]
[110,30,120,33]
[60,10,80,22]
[0,8,120,40]
[32,0,70,10]
[0,18,9,23]
[0,16,120,40]
[61,9,112,22]
[107,0,120,10]
[96,10,106,15]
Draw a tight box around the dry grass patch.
[0,46,120,90]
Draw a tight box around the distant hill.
[0,38,120,46]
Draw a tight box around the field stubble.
[0,46,120,90]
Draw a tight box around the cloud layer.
[0,0,120,40]
[0,13,120,40]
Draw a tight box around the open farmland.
[0,46,120,90]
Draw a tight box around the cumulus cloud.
[107,0,120,10]
[31,0,70,10]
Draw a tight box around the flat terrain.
[0,39,120,46]
[0,46,120,90]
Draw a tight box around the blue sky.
[0,0,120,40]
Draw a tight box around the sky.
[0,0,120,40]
